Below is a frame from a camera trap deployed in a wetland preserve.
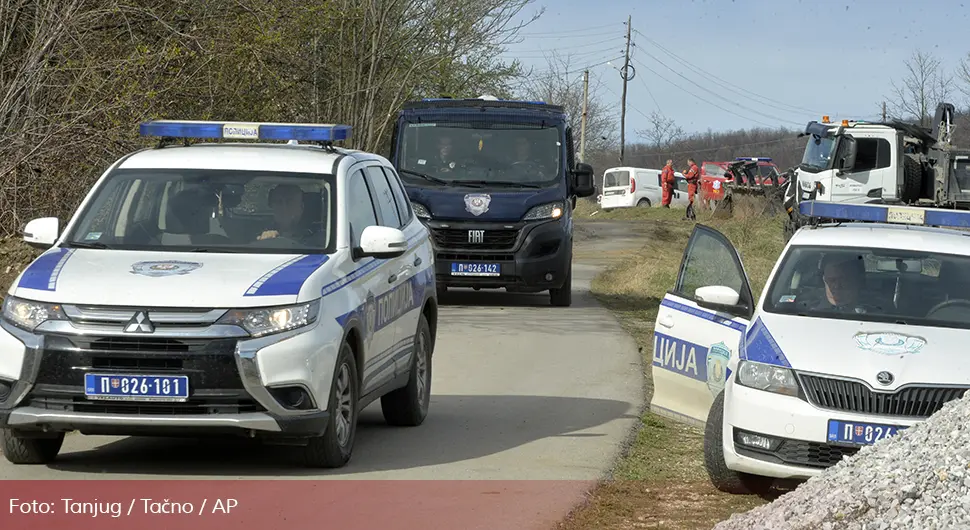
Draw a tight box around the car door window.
[380,166,412,225]
[675,226,750,305]
[347,169,379,247]
[364,166,402,228]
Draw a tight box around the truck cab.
[388,96,595,306]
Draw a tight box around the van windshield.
[763,245,970,329]
[604,170,631,188]
[62,169,335,254]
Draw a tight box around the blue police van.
[388,96,595,306]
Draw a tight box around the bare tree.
[515,51,618,156]
[887,49,953,126]
[635,111,684,149]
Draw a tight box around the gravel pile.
[713,392,970,530]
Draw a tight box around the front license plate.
[84,374,189,402]
[827,419,906,445]
[450,262,500,276]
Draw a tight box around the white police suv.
[0,120,437,468]
[650,200,970,493]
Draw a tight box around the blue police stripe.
[741,317,791,367]
[244,254,330,296]
[17,248,75,291]
[659,298,747,332]
[798,200,970,228]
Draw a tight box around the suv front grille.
[799,373,969,418]
[430,228,519,250]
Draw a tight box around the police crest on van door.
[706,342,732,396]
[464,193,490,216]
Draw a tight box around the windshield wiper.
[398,169,449,185]
[63,241,110,249]
[459,180,541,189]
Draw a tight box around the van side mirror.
[839,136,857,172]
[572,162,595,197]
[23,217,59,250]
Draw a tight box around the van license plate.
[451,262,500,276]
[827,419,906,445]
[84,374,190,402]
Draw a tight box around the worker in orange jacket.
[683,157,699,220]
[661,159,675,208]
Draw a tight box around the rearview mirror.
[839,136,857,172]
[357,225,407,259]
[23,217,59,250]
[694,285,748,316]
[572,163,595,197]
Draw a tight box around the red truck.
[699,157,786,205]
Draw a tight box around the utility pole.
[619,15,632,165]
[882,101,887,122]
[580,69,589,162]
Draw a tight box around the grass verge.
[559,196,788,530]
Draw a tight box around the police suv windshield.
[397,122,562,187]
[62,169,334,254]
[799,135,838,172]
[763,245,970,329]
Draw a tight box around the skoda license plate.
[451,262,500,276]
[84,374,189,402]
[827,419,906,445]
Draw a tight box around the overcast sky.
[501,0,970,137]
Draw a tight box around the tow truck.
[783,102,970,240]
[388,96,595,306]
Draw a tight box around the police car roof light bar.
[799,200,970,229]
[735,156,772,162]
[139,120,352,143]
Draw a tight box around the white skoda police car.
[0,120,437,468]
[650,200,970,493]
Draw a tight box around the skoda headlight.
[411,202,431,219]
[522,201,564,221]
[217,299,320,337]
[736,360,799,397]
[1,296,66,332]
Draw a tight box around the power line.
[517,22,620,37]
[501,36,624,56]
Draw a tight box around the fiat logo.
[876,371,894,386]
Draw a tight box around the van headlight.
[217,299,320,337]
[523,201,564,221]
[2,296,67,332]
[736,360,799,397]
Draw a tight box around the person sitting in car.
[257,183,314,242]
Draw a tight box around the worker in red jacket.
[683,157,699,220]
[661,159,675,208]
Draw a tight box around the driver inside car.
[257,183,312,242]
[811,253,888,314]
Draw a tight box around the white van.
[599,167,689,210]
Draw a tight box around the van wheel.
[704,391,774,495]
[303,342,359,468]
[0,429,64,464]
[549,264,572,307]
[636,198,651,207]
[381,313,433,426]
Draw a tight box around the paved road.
[0,220,648,528]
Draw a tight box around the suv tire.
[381,313,433,426]
[303,341,359,468]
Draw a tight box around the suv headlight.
[411,202,431,219]
[217,299,320,337]
[736,360,799,397]
[523,201,564,221]
[2,296,67,332]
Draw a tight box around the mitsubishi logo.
[468,230,485,244]
[124,311,154,333]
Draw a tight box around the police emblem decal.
[706,342,732,396]
[464,193,491,216]
[131,260,203,277]
[364,294,377,335]
[854,332,926,355]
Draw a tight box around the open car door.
[650,224,755,428]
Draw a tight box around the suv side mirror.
[572,162,595,197]
[357,225,407,259]
[838,136,857,172]
[23,217,59,250]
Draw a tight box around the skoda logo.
[876,371,894,386]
